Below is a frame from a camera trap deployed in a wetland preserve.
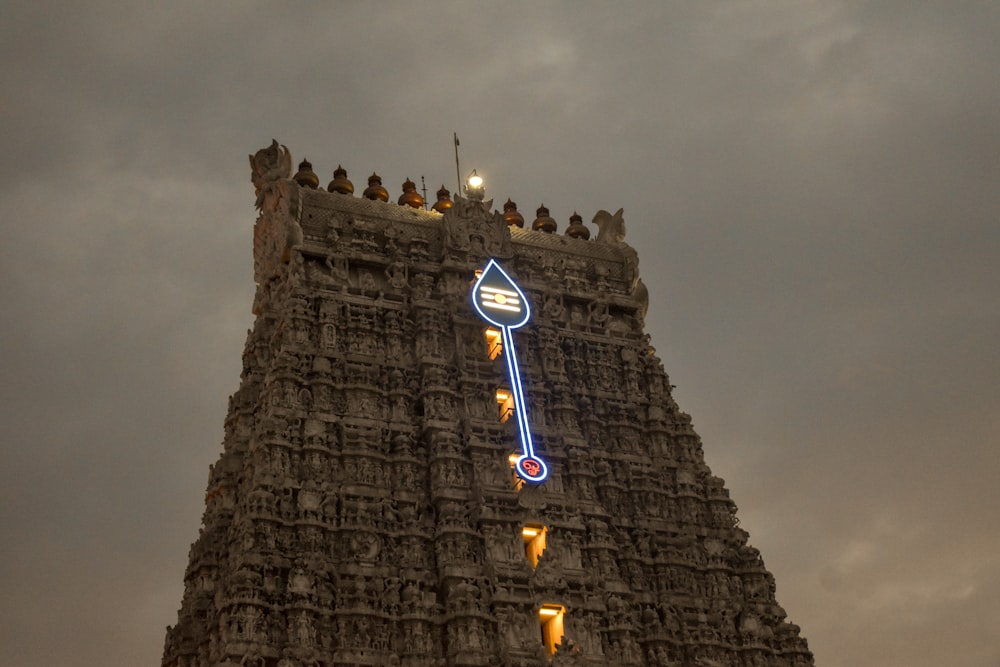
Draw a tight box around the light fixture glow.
[465,169,485,201]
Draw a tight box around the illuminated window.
[538,604,566,656]
[495,388,514,422]
[508,453,525,490]
[522,524,547,568]
[484,327,503,360]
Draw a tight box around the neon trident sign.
[471,259,548,483]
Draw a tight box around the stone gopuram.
[162,141,813,667]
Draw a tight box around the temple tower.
[162,141,813,667]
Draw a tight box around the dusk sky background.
[2,3,998,666]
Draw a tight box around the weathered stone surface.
[162,144,813,667]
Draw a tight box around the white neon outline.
[471,259,530,330]
[470,259,548,483]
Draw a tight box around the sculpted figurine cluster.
[162,143,813,667]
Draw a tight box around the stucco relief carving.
[442,196,512,258]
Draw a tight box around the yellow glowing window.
[484,327,503,360]
[538,604,566,655]
[495,388,514,422]
[522,524,547,568]
[508,453,525,490]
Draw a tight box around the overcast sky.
[1,3,997,666]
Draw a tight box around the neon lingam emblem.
[472,259,548,483]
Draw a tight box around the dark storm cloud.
[1,3,997,667]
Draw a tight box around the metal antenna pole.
[421,176,428,210]
[454,132,462,197]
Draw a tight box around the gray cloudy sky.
[1,3,997,666]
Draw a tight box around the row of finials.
[291,158,592,239]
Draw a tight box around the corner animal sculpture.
[593,208,626,243]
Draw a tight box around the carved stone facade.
[162,143,813,667]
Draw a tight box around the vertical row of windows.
[524,524,564,654]
[481,323,566,656]
[485,328,514,422]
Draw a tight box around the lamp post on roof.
[465,169,485,201]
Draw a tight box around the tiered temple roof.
[162,140,812,667]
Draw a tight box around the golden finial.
[532,204,557,233]
[503,199,525,228]
[564,211,590,239]
[293,159,319,189]
[362,173,389,202]
[432,185,454,213]
[398,177,425,209]
[327,165,354,195]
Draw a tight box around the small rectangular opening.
[495,388,514,422]
[522,524,547,568]
[484,327,503,360]
[508,453,525,491]
[538,604,566,655]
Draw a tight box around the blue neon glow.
[471,259,548,483]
